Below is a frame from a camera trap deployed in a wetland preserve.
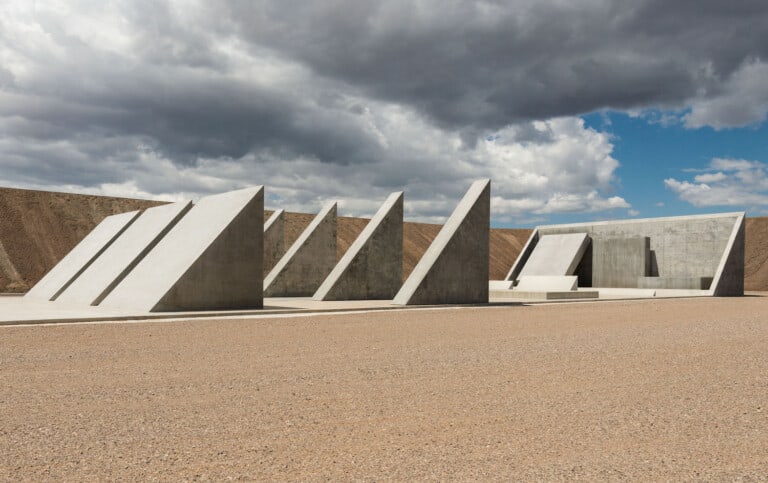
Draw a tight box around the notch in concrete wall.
[393,179,490,306]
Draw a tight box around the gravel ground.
[2,296,768,480]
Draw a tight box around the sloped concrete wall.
[264,209,285,276]
[313,192,403,301]
[393,179,490,305]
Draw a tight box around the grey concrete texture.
[393,179,490,306]
[56,201,193,306]
[263,202,337,297]
[263,209,285,276]
[518,233,590,277]
[25,210,141,301]
[313,192,403,301]
[510,212,745,296]
[515,275,578,291]
[591,237,650,288]
[100,186,264,312]
[638,276,712,290]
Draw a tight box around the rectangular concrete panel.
[393,179,490,306]
[508,212,744,296]
[264,209,285,276]
[592,237,650,288]
[100,187,264,311]
[518,233,590,277]
[263,202,337,297]
[515,275,578,291]
[313,192,403,301]
[55,201,193,306]
[25,210,141,301]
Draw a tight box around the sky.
[1,1,767,227]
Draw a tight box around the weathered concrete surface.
[489,280,514,290]
[638,276,712,290]
[313,192,403,301]
[25,210,141,301]
[710,213,745,296]
[56,201,193,306]
[100,187,264,311]
[592,237,650,288]
[518,233,590,277]
[264,202,337,297]
[492,289,598,300]
[516,275,578,291]
[510,213,745,296]
[393,179,490,306]
[263,209,285,276]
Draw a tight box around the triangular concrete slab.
[393,179,490,305]
[313,192,403,301]
[100,187,264,312]
[25,210,141,301]
[264,202,336,297]
[56,200,193,306]
[517,233,590,277]
[263,209,286,276]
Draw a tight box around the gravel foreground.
[2,296,768,480]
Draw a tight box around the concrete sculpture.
[507,212,745,296]
[25,210,141,301]
[313,192,403,301]
[263,209,286,275]
[263,201,337,297]
[56,201,193,305]
[393,179,490,305]
[100,186,264,311]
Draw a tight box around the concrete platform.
[492,289,599,300]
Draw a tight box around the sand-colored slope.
[0,188,163,292]
[745,217,768,291]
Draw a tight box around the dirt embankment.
[0,188,163,292]
[2,187,765,292]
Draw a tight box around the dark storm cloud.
[223,0,768,129]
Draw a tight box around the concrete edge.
[505,228,539,282]
[708,212,746,296]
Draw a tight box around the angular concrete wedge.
[25,210,141,301]
[517,233,590,277]
[393,179,490,305]
[100,187,264,311]
[56,201,193,306]
[313,192,403,301]
[264,202,336,297]
[263,209,286,276]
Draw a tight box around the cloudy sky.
[1,1,767,225]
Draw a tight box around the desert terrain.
[2,296,768,479]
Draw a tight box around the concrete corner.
[264,209,286,276]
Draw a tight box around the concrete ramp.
[264,209,286,275]
[518,233,589,277]
[313,192,403,301]
[25,210,141,301]
[393,179,490,305]
[264,202,337,297]
[56,201,192,306]
[100,187,264,312]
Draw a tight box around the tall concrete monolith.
[56,201,193,306]
[100,186,264,311]
[263,202,337,297]
[263,209,286,276]
[393,179,490,305]
[25,210,141,301]
[313,192,403,301]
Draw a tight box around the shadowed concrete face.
[55,201,193,306]
[264,209,285,276]
[393,179,490,306]
[99,187,264,312]
[25,210,141,301]
[313,192,403,301]
[592,237,650,288]
[517,233,590,278]
[264,202,337,297]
